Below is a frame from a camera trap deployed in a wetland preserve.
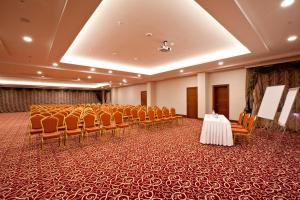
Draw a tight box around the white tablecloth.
[200,114,233,146]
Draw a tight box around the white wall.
[110,68,246,120]
[155,76,197,115]
[115,84,147,105]
[207,68,246,120]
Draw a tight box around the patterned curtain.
[0,88,103,112]
[245,62,300,131]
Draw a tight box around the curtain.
[245,62,300,131]
[0,88,103,112]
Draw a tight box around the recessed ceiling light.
[108,70,113,74]
[287,35,298,42]
[37,71,42,75]
[122,79,127,83]
[119,82,122,85]
[179,69,184,73]
[41,76,45,78]
[90,67,95,72]
[218,61,224,65]
[133,57,138,61]
[145,33,153,37]
[137,74,141,77]
[281,0,295,7]
[52,62,58,67]
[77,78,81,81]
[23,36,33,43]
[87,75,92,79]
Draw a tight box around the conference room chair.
[154,108,163,127]
[232,115,257,144]
[137,109,147,128]
[100,112,117,136]
[113,111,129,136]
[64,114,83,145]
[131,108,139,126]
[142,109,155,129]
[232,113,250,129]
[162,108,173,125]
[41,116,61,149]
[83,113,101,140]
[29,114,44,143]
[231,112,245,126]
[53,113,65,131]
[123,107,132,122]
[170,108,183,124]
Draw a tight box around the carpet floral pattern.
[0,112,299,199]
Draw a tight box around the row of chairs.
[29,104,183,149]
[231,112,257,144]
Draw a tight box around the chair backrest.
[83,113,96,128]
[148,110,155,121]
[124,107,131,116]
[100,112,111,126]
[238,112,245,124]
[131,108,138,118]
[53,113,64,127]
[65,115,79,130]
[156,109,163,119]
[247,115,257,133]
[30,114,44,129]
[170,108,176,117]
[114,111,123,124]
[41,112,51,117]
[138,110,146,121]
[163,108,170,117]
[42,117,58,133]
[242,113,251,128]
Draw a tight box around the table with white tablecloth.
[200,114,233,146]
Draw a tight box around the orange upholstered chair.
[64,115,83,145]
[53,113,65,131]
[231,112,245,126]
[29,114,44,142]
[232,113,250,129]
[123,107,132,121]
[100,112,116,135]
[162,108,172,123]
[41,116,61,149]
[232,115,257,144]
[138,109,146,126]
[83,113,101,139]
[154,108,163,126]
[170,108,183,124]
[114,111,129,135]
[141,109,155,128]
[131,108,139,125]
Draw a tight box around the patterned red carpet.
[0,112,299,199]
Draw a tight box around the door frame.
[186,87,198,118]
[212,84,229,117]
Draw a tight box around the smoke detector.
[159,40,171,52]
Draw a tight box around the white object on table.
[200,114,233,146]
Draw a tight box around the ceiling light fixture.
[287,35,298,42]
[137,74,141,77]
[90,67,96,72]
[145,33,153,37]
[37,71,42,75]
[108,70,112,74]
[179,69,184,73]
[23,36,33,43]
[52,62,58,67]
[41,76,45,78]
[218,61,224,65]
[281,0,295,7]
[122,79,127,83]
[119,83,122,85]
[87,75,92,79]
[77,78,81,81]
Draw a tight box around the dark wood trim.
[212,84,229,119]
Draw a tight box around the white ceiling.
[0,0,299,89]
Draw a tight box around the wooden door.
[186,87,198,118]
[141,91,147,106]
[213,85,229,118]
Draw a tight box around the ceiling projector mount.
[159,40,172,52]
